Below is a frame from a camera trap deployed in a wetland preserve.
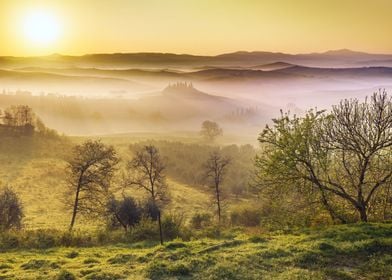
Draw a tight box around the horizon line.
[2,48,392,58]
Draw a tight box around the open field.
[0,223,391,279]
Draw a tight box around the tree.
[66,140,119,231]
[256,91,392,223]
[125,145,168,244]
[106,196,141,232]
[0,187,24,231]
[204,150,230,224]
[200,120,223,142]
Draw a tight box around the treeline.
[0,105,58,138]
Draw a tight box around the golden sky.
[0,0,391,56]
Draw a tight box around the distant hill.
[251,62,295,71]
[1,49,392,69]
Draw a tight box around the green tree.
[0,187,23,231]
[255,91,392,223]
[200,120,223,142]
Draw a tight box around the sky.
[0,0,391,56]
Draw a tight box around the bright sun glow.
[23,10,60,46]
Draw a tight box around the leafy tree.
[66,140,119,231]
[200,120,223,142]
[204,150,230,224]
[256,91,392,223]
[0,187,23,231]
[107,196,141,232]
[125,145,168,244]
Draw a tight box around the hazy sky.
[0,0,391,56]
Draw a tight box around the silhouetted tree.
[204,150,230,224]
[200,120,223,142]
[0,187,23,231]
[125,145,168,244]
[66,140,119,231]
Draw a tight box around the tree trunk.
[215,184,221,224]
[358,205,368,222]
[69,185,81,231]
[158,210,164,245]
[320,189,347,224]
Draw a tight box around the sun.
[23,10,60,46]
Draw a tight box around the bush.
[230,206,261,227]
[106,196,142,231]
[128,218,159,242]
[161,213,184,240]
[0,187,23,231]
[190,212,212,230]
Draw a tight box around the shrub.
[0,187,23,231]
[230,206,261,227]
[128,218,159,242]
[190,212,212,230]
[161,214,184,240]
[106,196,142,231]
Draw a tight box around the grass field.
[1,135,391,279]
[0,223,391,279]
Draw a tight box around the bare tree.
[200,120,223,142]
[256,90,392,222]
[204,150,230,224]
[125,145,168,244]
[66,140,119,231]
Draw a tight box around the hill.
[1,49,392,70]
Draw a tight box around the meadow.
[0,223,391,279]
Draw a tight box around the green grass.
[0,223,391,279]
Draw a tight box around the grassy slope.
[0,223,391,280]
[0,134,252,230]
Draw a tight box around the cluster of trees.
[65,141,232,244]
[1,91,391,238]
[129,140,255,197]
[255,90,392,224]
[0,105,55,137]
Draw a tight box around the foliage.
[0,187,23,231]
[200,120,223,142]
[190,212,213,229]
[106,196,142,231]
[255,90,392,223]
[230,205,261,227]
